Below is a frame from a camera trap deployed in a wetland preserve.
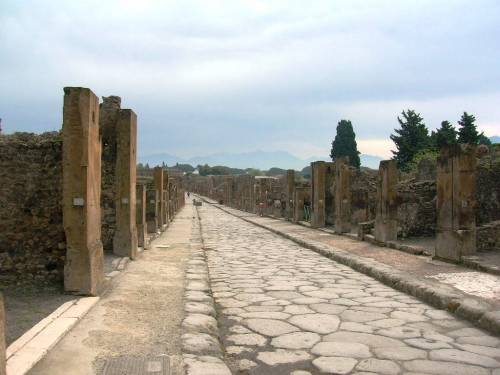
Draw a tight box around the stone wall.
[397,179,437,238]
[476,150,500,226]
[0,132,65,284]
[350,168,377,224]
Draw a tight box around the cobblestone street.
[198,203,500,375]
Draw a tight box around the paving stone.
[456,335,500,347]
[339,322,375,333]
[185,302,216,316]
[245,318,299,337]
[429,348,500,367]
[368,318,406,328]
[454,343,500,357]
[391,310,429,322]
[309,303,347,315]
[229,325,251,334]
[312,356,358,374]
[240,311,290,320]
[184,355,232,375]
[355,358,400,374]
[182,314,219,336]
[244,305,283,312]
[227,333,267,346]
[182,333,221,355]
[256,350,312,365]
[292,297,328,304]
[267,291,304,299]
[284,305,315,315]
[311,342,371,358]
[373,346,426,360]
[238,359,256,371]
[271,331,321,349]
[405,338,452,350]
[289,314,340,334]
[403,360,490,375]
[340,310,387,323]
[325,332,406,348]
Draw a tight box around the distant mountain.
[490,136,500,144]
[139,150,384,170]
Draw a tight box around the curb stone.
[198,197,500,336]
[181,204,231,375]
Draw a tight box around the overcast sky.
[1,0,499,159]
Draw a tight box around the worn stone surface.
[374,159,398,242]
[196,201,500,374]
[62,87,104,296]
[0,294,5,375]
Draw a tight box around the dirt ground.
[2,283,74,345]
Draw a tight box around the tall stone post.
[436,145,477,261]
[311,161,326,228]
[62,87,104,296]
[146,184,158,233]
[335,157,352,233]
[136,183,148,249]
[0,294,5,375]
[286,170,295,220]
[113,110,138,259]
[154,167,165,230]
[294,187,306,222]
[163,171,170,225]
[374,160,398,242]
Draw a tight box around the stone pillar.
[293,187,306,222]
[163,171,170,225]
[113,110,138,259]
[146,184,158,233]
[154,167,165,230]
[136,183,148,249]
[311,161,326,228]
[286,170,295,220]
[335,157,352,234]
[0,294,5,375]
[436,145,477,261]
[374,160,398,242]
[62,87,104,296]
[325,163,335,225]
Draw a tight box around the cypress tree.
[457,112,479,144]
[330,119,361,168]
[435,120,457,148]
[390,109,430,171]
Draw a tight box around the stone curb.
[6,296,99,375]
[180,205,231,375]
[201,199,500,336]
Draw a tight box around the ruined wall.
[476,150,500,225]
[350,168,377,224]
[397,179,436,238]
[0,132,65,284]
[100,96,121,251]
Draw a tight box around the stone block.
[311,161,326,228]
[146,184,158,233]
[154,167,165,230]
[136,183,148,248]
[62,87,104,296]
[436,145,477,261]
[374,159,398,242]
[335,157,352,233]
[113,109,138,259]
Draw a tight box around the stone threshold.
[6,297,99,375]
[197,197,500,337]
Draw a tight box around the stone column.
[62,87,104,296]
[286,170,295,220]
[311,161,326,228]
[154,167,165,230]
[374,160,398,242]
[113,110,138,259]
[136,183,148,249]
[436,145,477,261]
[163,171,170,224]
[294,187,306,222]
[146,184,158,233]
[335,157,352,233]
[325,163,335,225]
[0,294,5,375]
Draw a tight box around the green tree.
[434,121,457,148]
[457,112,480,144]
[390,109,430,171]
[330,119,361,168]
[478,133,492,145]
